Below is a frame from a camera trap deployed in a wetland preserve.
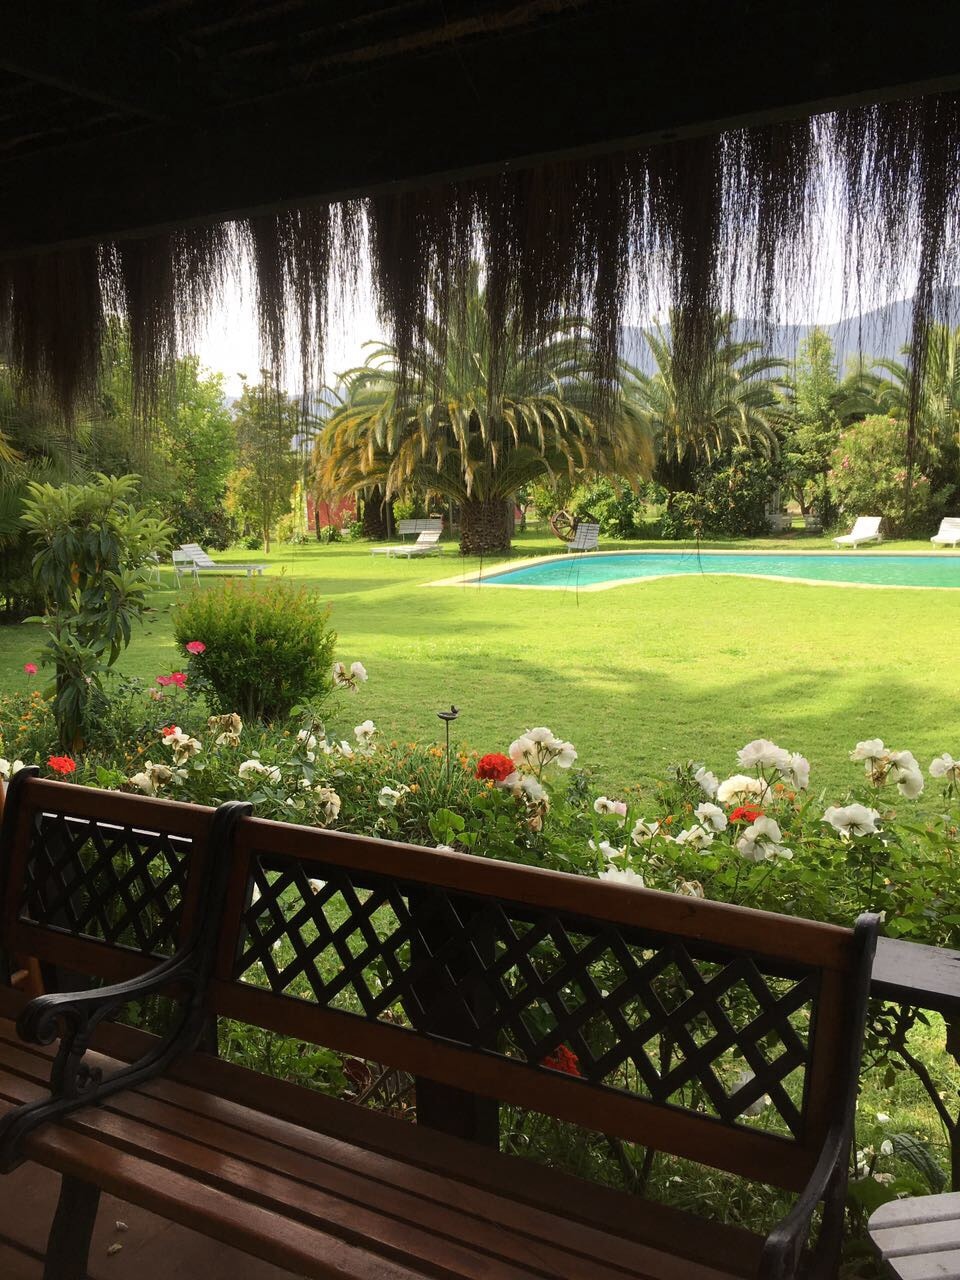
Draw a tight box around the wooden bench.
[0,769,879,1280]
[397,517,442,539]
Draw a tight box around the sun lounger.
[931,517,960,548]
[564,522,600,553]
[177,543,267,581]
[370,529,443,558]
[833,516,882,549]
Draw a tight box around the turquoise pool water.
[478,552,960,590]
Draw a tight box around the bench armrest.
[758,911,880,1280]
[0,799,249,1171]
[757,1122,848,1279]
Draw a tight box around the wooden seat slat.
[0,1023,750,1280]
[869,1193,960,1279]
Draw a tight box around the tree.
[226,375,301,552]
[779,328,844,518]
[623,314,787,501]
[315,267,654,555]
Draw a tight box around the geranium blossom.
[694,802,727,832]
[716,774,769,805]
[185,640,206,655]
[694,767,719,797]
[541,1045,581,1076]
[238,759,281,783]
[822,803,881,837]
[475,753,514,782]
[599,865,646,889]
[728,804,764,823]
[0,758,25,781]
[23,663,37,675]
[594,796,628,819]
[736,816,793,862]
[47,755,76,776]
[930,753,960,783]
[737,739,791,772]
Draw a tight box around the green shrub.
[569,476,647,538]
[828,415,953,534]
[173,581,338,722]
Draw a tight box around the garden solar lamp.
[437,706,460,781]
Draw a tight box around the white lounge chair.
[564,523,600,553]
[931,517,960,548]
[833,516,883,549]
[370,529,443,558]
[178,543,267,580]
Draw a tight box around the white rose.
[676,879,705,898]
[930,753,960,780]
[508,735,535,766]
[590,838,625,861]
[553,740,577,769]
[525,727,556,745]
[674,824,713,849]
[129,771,155,795]
[694,767,719,797]
[314,785,341,821]
[594,796,628,818]
[851,739,886,763]
[0,758,25,781]
[599,866,645,889]
[780,752,810,790]
[694,802,727,832]
[733,1069,771,1117]
[350,661,368,682]
[737,739,791,771]
[520,775,547,803]
[631,818,661,844]
[297,730,318,750]
[737,816,792,862]
[888,750,924,798]
[378,785,404,809]
[716,774,769,805]
[822,803,881,837]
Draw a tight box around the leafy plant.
[173,580,338,722]
[20,473,171,748]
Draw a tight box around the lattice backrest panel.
[19,809,192,958]
[233,852,820,1141]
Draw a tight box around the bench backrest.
[210,816,874,1193]
[0,773,219,987]
[937,517,960,533]
[398,518,442,535]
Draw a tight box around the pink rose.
[185,641,206,655]
[23,663,37,675]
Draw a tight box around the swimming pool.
[465,551,960,590]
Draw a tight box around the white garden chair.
[179,543,267,579]
[833,516,883,549]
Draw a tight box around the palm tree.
[858,325,960,464]
[315,268,655,555]
[622,314,787,498]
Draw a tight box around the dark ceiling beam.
[1,0,959,257]
[0,0,203,122]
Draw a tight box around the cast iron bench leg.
[44,1174,101,1280]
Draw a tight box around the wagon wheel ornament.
[550,509,599,543]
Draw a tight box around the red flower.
[23,662,37,675]
[185,641,206,655]
[475,752,515,782]
[160,725,179,738]
[48,755,76,776]
[542,1045,581,1076]
[156,672,188,688]
[729,804,764,823]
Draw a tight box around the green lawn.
[2,530,957,796]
